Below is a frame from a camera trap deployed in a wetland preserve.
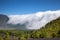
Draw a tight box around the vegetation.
[0,17,60,40]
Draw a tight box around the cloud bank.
[5,10,60,30]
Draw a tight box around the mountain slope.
[33,17,60,38]
[0,17,60,40]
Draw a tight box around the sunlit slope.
[35,17,60,38]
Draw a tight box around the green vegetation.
[0,17,60,40]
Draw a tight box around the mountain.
[0,17,60,40]
[32,17,60,38]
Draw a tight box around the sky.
[0,0,60,15]
[0,0,60,30]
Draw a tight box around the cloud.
[5,10,60,30]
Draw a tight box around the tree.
[4,32,10,40]
[57,31,60,37]
[0,37,3,40]
[18,35,26,40]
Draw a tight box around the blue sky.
[0,0,60,15]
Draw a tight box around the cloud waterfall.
[0,10,60,30]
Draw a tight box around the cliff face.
[0,14,9,26]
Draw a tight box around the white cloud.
[7,10,60,30]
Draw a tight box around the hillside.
[36,17,60,38]
[0,17,60,40]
